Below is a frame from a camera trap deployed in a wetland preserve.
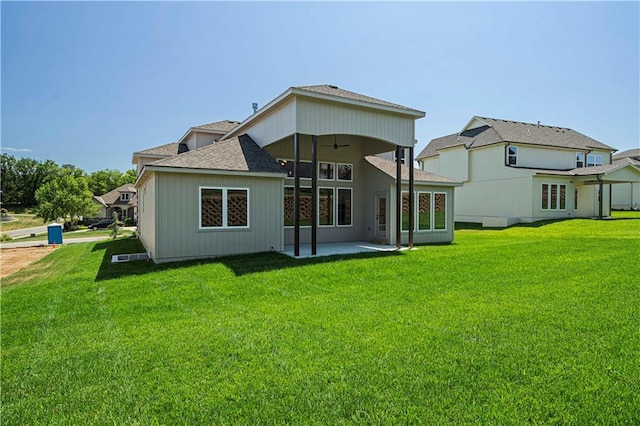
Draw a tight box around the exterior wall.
[439,147,469,182]
[515,145,576,169]
[574,182,610,217]
[400,185,456,245]
[420,156,440,175]
[136,155,165,175]
[138,174,156,260]
[245,98,416,150]
[195,132,222,149]
[153,172,284,263]
[184,133,197,152]
[531,176,577,221]
[296,98,416,147]
[612,182,639,209]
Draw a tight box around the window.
[120,193,131,201]
[318,188,334,226]
[394,149,406,165]
[418,192,431,230]
[200,187,248,228]
[318,162,334,180]
[337,163,353,181]
[434,193,447,230]
[279,159,313,178]
[401,192,411,231]
[402,191,447,231]
[507,146,518,166]
[576,152,584,168]
[284,186,312,227]
[337,188,352,226]
[587,154,603,167]
[541,183,567,211]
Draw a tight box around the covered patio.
[282,241,413,259]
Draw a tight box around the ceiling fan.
[323,135,349,150]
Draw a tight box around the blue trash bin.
[47,223,63,245]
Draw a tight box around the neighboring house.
[93,184,137,220]
[611,148,640,210]
[417,116,640,226]
[134,84,461,263]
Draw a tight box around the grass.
[1,216,639,424]
[0,213,46,232]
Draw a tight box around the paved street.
[0,235,111,249]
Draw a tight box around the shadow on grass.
[93,238,404,282]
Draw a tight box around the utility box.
[47,223,63,245]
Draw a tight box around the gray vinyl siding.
[137,174,156,260]
[153,172,283,263]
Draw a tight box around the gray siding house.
[134,85,460,263]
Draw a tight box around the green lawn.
[0,213,46,232]
[2,216,639,424]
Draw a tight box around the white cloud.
[1,147,33,153]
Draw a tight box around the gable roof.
[613,148,640,162]
[94,183,137,206]
[148,134,284,174]
[133,142,180,157]
[294,85,424,115]
[417,116,614,160]
[192,120,240,133]
[364,156,461,185]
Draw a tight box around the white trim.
[318,162,335,181]
[540,182,568,211]
[283,185,312,228]
[144,165,287,179]
[433,192,447,231]
[198,186,250,230]
[336,187,353,227]
[337,163,353,182]
[416,191,432,231]
[318,186,335,227]
[401,190,448,232]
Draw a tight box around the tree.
[34,169,97,229]
[1,154,61,208]
[88,168,137,196]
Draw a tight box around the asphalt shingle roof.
[417,116,614,160]
[150,134,284,174]
[364,156,460,184]
[294,85,424,114]
[133,142,180,157]
[192,120,240,133]
[613,148,640,162]
[94,184,137,206]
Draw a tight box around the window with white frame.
[507,146,518,166]
[200,187,249,228]
[318,162,335,180]
[576,152,584,168]
[541,183,566,211]
[402,191,447,231]
[337,188,352,226]
[318,187,335,226]
[587,154,603,167]
[337,163,353,181]
[120,193,131,201]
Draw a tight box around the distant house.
[417,116,640,226]
[133,85,461,263]
[93,184,137,220]
[611,149,640,210]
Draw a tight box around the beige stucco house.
[611,149,640,210]
[133,85,461,263]
[417,116,640,226]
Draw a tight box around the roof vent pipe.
[537,120,541,127]
[252,103,258,114]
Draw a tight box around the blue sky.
[2,1,638,173]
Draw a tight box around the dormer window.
[576,152,584,168]
[587,154,603,167]
[121,193,131,201]
[507,146,518,166]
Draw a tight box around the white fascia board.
[145,165,288,179]
[402,180,463,187]
[460,116,489,133]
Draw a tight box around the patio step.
[370,237,387,245]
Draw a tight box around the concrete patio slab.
[282,241,413,258]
